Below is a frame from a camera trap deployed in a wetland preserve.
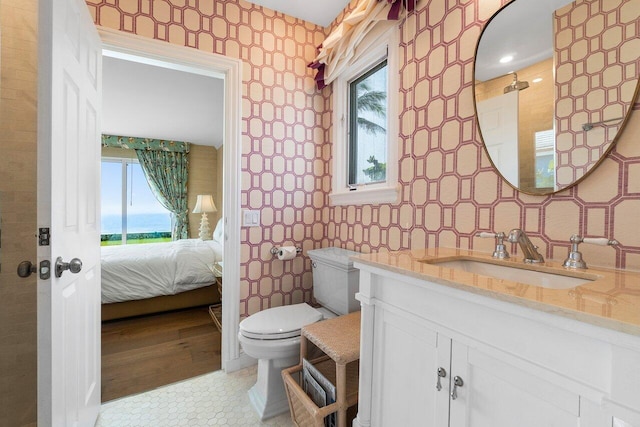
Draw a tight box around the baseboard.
[223,351,256,373]
[353,415,368,427]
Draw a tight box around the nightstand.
[215,274,222,296]
[209,262,223,332]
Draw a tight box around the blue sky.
[101,160,171,217]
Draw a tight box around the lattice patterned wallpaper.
[326,0,640,272]
[87,0,640,320]
[87,0,329,317]
[554,0,639,188]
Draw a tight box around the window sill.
[329,185,399,206]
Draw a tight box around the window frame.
[348,59,388,186]
[101,156,172,244]
[330,26,399,206]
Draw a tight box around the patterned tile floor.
[97,365,294,426]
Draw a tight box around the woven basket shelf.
[282,311,361,427]
[283,357,359,427]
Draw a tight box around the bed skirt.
[102,284,220,321]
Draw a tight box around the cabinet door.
[580,398,613,427]
[449,342,581,427]
[370,307,451,426]
[615,418,637,427]
[611,403,640,427]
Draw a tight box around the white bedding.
[101,239,222,304]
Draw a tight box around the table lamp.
[193,194,217,240]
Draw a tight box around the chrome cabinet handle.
[55,257,82,278]
[436,367,447,391]
[450,376,464,400]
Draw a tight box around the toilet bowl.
[238,247,361,420]
[238,303,324,420]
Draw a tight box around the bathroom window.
[330,27,399,206]
[349,60,388,186]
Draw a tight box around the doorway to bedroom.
[99,42,228,401]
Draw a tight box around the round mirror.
[474,0,640,194]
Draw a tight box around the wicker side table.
[208,262,223,332]
[282,311,361,427]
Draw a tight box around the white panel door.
[370,307,451,427]
[449,342,581,427]
[477,91,519,188]
[38,0,102,425]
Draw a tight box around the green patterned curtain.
[102,135,191,240]
[135,149,190,240]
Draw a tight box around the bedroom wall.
[187,144,221,238]
[0,0,38,425]
[86,0,329,317]
[324,0,640,271]
[217,146,224,222]
[102,145,137,159]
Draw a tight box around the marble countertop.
[352,248,640,336]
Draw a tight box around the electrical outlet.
[242,210,260,227]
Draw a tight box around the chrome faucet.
[563,234,618,269]
[475,231,509,259]
[507,229,544,263]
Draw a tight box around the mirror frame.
[472,0,640,196]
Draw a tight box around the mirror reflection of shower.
[475,65,555,192]
[503,72,529,94]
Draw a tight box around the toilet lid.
[239,303,323,340]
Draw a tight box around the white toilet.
[238,247,361,420]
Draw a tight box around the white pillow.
[212,218,224,243]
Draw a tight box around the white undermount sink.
[422,257,598,289]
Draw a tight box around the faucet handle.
[563,235,618,269]
[476,232,497,239]
[475,231,509,259]
[581,237,619,246]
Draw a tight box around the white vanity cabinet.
[370,304,585,426]
[353,264,640,427]
[449,335,584,427]
[368,307,449,426]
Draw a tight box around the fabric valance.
[102,135,190,153]
[309,0,416,90]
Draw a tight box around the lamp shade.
[193,194,217,213]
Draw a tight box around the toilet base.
[247,383,290,421]
[248,354,299,420]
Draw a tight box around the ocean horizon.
[101,213,172,234]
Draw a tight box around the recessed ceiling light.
[499,55,513,64]
[533,77,543,83]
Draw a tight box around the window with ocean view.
[101,158,172,246]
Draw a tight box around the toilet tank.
[307,247,361,315]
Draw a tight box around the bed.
[101,237,223,321]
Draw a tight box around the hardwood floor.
[101,306,221,402]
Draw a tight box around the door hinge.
[39,228,50,246]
